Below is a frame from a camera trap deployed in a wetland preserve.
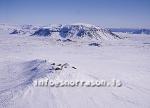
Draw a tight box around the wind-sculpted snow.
[0,59,77,108]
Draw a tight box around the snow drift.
[0,59,77,108]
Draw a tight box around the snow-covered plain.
[0,26,150,108]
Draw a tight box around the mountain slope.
[1,23,120,41]
[32,24,120,40]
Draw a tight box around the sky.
[0,0,150,28]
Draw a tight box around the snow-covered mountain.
[32,24,120,40]
[0,23,120,41]
[132,29,150,34]
[110,28,150,35]
[0,24,38,35]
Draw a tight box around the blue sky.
[0,0,150,28]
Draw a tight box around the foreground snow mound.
[0,59,76,108]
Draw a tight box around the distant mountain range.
[109,28,150,35]
[0,23,121,41]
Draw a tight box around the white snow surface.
[0,26,150,108]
